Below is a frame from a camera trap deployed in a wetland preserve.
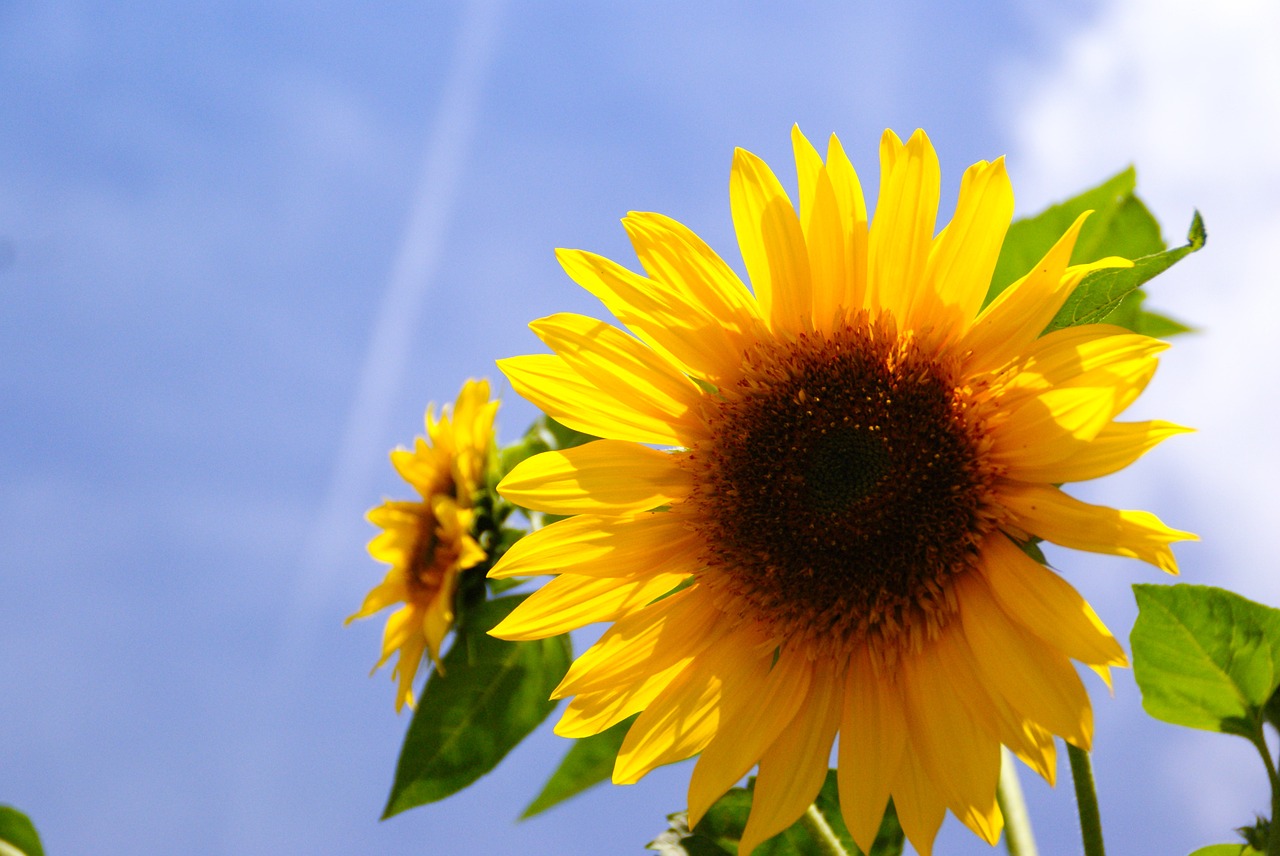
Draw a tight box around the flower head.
[488,129,1194,854]
[349,378,497,712]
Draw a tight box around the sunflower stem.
[1067,743,1106,856]
[799,802,850,856]
[997,747,1038,856]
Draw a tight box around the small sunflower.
[349,378,497,712]
[488,128,1194,854]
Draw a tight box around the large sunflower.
[488,129,1194,854]
[349,378,497,712]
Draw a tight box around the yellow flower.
[488,128,1196,855]
[348,378,497,712]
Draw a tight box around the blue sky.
[4,1,1279,853]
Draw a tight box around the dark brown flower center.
[686,314,998,657]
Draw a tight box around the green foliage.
[1132,584,1280,738]
[522,715,636,819]
[647,772,903,856]
[1189,846,1262,856]
[0,806,43,856]
[986,166,1202,336]
[383,596,571,818]
[1045,210,1205,333]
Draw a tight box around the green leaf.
[0,806,44,856]
[522,715,635,819]
[648,772,903,856]
[1131,584,1280,737]
[383,596,571,818]
[1189,846,1259,856]
[1044,210,1206,332]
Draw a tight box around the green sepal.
[0,807,43,856]
[647,771,903,856]
[1044,209,1205,333]
[521,715,636,819]
[1131,584,1280,738]
[382,596,571,818]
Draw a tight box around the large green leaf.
[648,771,903,856]
[383,596,571,817]
[1044,210,1205,333]
[1131,584,1280,737]
[0,806,43,856]
[1189,845,1261,856]
[521,715,635,819]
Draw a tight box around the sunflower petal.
[552,586,724,698]
[868,129,940,326]
[557,247,761,383]
[838,650,906,854]
[615,624,770,784]
[924,157,1015,337]
[825,133,869,310]
[957,572,1092,748]
[498,440,690,515]
[529,313,704,440]
[490,570,689,641]
[687,643,810,827]
[980,534,1126,670]
[737,657,843,856]
[731,147,813,334]
[488,510,698,579]
[998,482,1196,574]
[1002,419,1191,484]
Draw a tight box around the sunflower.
[348,378,497,712]
[488,128,1194,854]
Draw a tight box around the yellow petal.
[900,627,1003,844]
[687,644,811,827]
[529,313,704,441]
[555,658,688,738]
[997,481,1196,574]
[498,354,692,446]
[557,247,761,383]
[838,649,907,854]
[825,134,869,310]
[488,510,698,579]
[623,210,763,328]
[737,656,844,856]
[923,157,1014,338]
[498,440,690,515]
[1002,419,1192,484]
[792,126,848,331]
[868,129,940,326]
[490,570,689,641]
[959,211,1090,374]
[957,572,1092,748]
[614,624,768,784]
[979,534,1127,670]
[889,743,948,856]
[731,147,812,334]
[552,586,724,698]
[990,357,1160,469]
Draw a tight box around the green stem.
[997,747,1038,856]
[1067,743,1106,856]
[799,803,850,856]
[1248,726,1280,856]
